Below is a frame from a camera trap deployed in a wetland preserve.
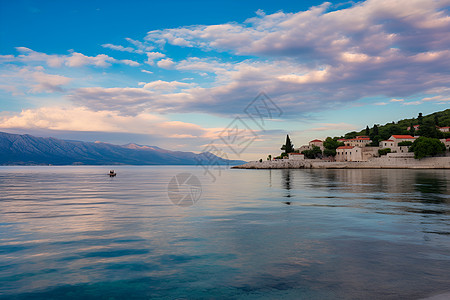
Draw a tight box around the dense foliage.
[338,109,450,143]
[302,146,322,159]
[322,137,344,157]
[409,137,446,159]
[378,148,391,156]
[281,134,294,154]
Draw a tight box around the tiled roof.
[310,139,322,143]
[347,137,371,141]
[391,135,415,139]
[337,146,355,149]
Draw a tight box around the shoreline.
[232,156,450,169]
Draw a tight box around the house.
[389,135,417,146]
[297,145,311,152]
[343,136,372,147]
[440,138,450,150]
[336,146,363,162]
[439,126,450,133]
[309,139,324,149]
[288,153,305,160]
[381,140,395,148]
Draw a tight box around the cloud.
[374,102,387,105]
[141,69,153,74]
[142,80,192,91]
[0,66,71,94]
[0,106,219,139]
[6,47,140,68]
[3,0,450,121]
[402,101,423,105]
[101,43,136,53]
[157,58,175,69]
[145,52,165,65]
[145,0,450,60]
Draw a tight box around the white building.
[381,140,395,148]
[388,135,417,146]
[440,138,450,150]
[439,126,450,133]
[343,136,372,147]
[289,153,305,160]
[309,139,324,150]
[336,146,363,162]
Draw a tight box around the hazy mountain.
[0,132,245,166]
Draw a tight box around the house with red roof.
[309,139,323,149]
[439,126,450,133]
[342,136,372,147]
[336,146,363,162]
[389,135,417,146]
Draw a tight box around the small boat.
[109,170,116,177]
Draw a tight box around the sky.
[0,0,449,160]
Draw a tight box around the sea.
[0,166,449,299]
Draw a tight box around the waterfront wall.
[232,156,450,169]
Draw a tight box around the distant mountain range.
[0,132,245,166]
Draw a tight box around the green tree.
[373,124,379,136]
[267,155,272,161]
[409,122,415,136]
[302,146,322,159]
[409,137,446,159]
[344,131,358,139]
[417,119,441,138]
[323,137,344,157]
[434,114,440,127]
[398,141,413,146]
[323,148,336,157]
[281,134,294,154]
[418,112,423,125]
[378,148,391,156]
[365,125,370,136]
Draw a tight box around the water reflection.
[281,169,292,198]
[0,167,449,299]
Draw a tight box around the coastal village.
[289,127,450,162]
[234,114,450,169]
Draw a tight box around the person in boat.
[109,170,116,177]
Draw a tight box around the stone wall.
[232,156,450,169]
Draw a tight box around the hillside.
[0,132,245,166]
[340,109,450,142]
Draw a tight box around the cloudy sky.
[0,0,449,160]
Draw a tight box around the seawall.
[232,156,450,169]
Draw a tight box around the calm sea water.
[0,166,449,299]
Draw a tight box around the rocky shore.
[232,156,450,169]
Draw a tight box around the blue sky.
[0,0,449,160]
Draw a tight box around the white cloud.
[157,58,175,69]
[142,80,191,91]
[402,101,423,105]
[101,43,136,53]
[8,47,140,68]
[0,106,221,140]
[145,52,166,65]
[374,102,387,105]
[0,66,71,94]
[390,98,404,102]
